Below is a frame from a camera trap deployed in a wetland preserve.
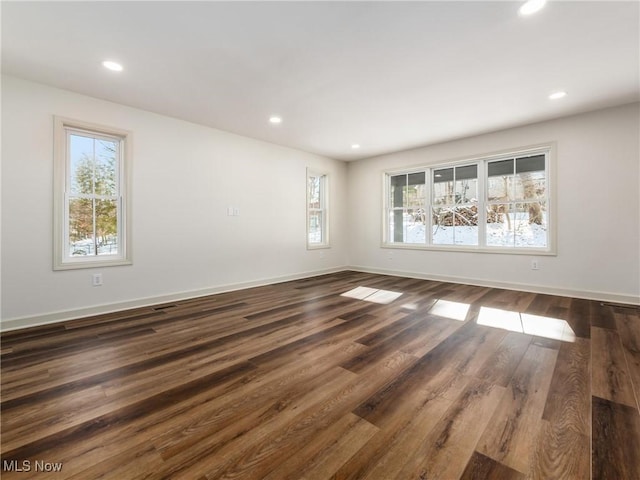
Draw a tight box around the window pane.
[408,172,425,186]
[488,159,514,177]
[432,206,478,245]
[389,209,404,243]
[69,134,96,195]
[68,198,119,256]
[454,223,479,245]
[515,154,545,174]
[389,172,425,244]
[514,168,545,201]
[69,198,94,254]
[308,176,320,208]
[514,202,547,248]
[308,211,323,244]
[389,209,425,244]
[455,165,478,203]
[487,174,514,202]
[486,203,514,246]
[94,139,118,196]
[69,135,118,197]
[433,168,454,204]
[432,206,454,245]
[95,199,118,255]
[390,174,407,208]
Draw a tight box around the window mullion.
[478,161,486,247]
[425,169,431,245]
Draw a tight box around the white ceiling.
[2,1,639,161]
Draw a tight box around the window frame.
[53,116,132,270]
[306,168,330,249]
[382,144,556,255]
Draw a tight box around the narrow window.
[54,117,131,269]
[307,169,329,248]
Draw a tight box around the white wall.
[1,76,348,328]
[347,103,640,304]
[2,77,638,330]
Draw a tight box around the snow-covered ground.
[392,212,547,247]
[71,238,118,256]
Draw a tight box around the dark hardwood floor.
[1,271,639,479]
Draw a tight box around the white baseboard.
[348,265,640,306]
[0,266,347,332]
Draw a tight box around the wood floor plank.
[1,271,636,479]
[335,390,451,480]
[474,331,533,387]
[391,377,506,480]
[261,413,378,480]
[542,337,591,436]
[460,451,525,480]
[592,396,640,480]
[590,302,617,330]
[476,343,559,474]
[615,310,640,410]
[591,326,637,407]
[527,419,590,480]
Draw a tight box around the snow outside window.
[307,169,329,248]
[384,146,553,254]
[53,117,132,270]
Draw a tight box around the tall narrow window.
[307,169,329,248]
[54,117,132,269]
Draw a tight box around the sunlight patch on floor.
[341,286,403,304]
[477,306,576,342]
[429,299,470,321]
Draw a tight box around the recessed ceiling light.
[102,60,123,72]
[269,116,282,124]
[519,0,547,16]
[351,144,360,149]
[549,91,567,100]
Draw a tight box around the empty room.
[1,1,639,479]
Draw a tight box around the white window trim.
[306,168,330,249]
[53,116,133,270]
[381,143,556,255]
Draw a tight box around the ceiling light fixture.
[269,116,282,124]
[351,144,360,149]
[519,0,547,16]
[102,60,123,72]
[549,91,567,100]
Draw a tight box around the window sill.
[307,244,331,250]
[381,243,556,256]
[54,257,132,271]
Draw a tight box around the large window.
[384,146,553,253]
[54,117,132,269]
[307,169,329,248]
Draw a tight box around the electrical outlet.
[233,207,240,216]
[92,273,103,286]
[531,260,539,270]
